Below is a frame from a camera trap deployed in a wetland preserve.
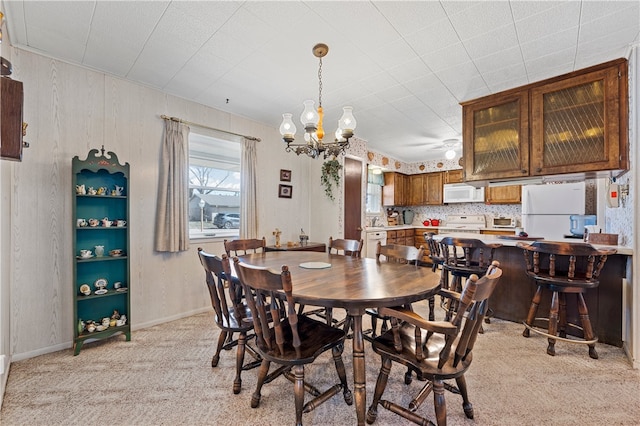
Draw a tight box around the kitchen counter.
[435,232,632,347]
[434,232,632,255]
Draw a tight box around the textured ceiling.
[2,0,639,162]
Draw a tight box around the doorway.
[343,157,363,241]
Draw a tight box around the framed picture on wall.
[280,169,291,182]
[278,184,292,198]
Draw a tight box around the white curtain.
[154,120,190,252]
[240,138,258,238]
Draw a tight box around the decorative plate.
[77,255,94,260]
[116,287,128,292]
[79,284,91,294]
[94,289,108,295]
[94,278,108,289]
[299,262,332,269]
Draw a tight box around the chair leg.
[547,291,560,356]
[212,330,227,367]
[577,293,599,359]
[332,344,353,404]
[558,293,567,338]
[455,374,474,419]
[366,357,392,424]
[233,331,246,394]
[293,364,305,426]
[433,379,447,426]
[370,315,378,338]
[523,285,543,338]
[251,360,271,408]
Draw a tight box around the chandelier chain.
[318,57,323,107]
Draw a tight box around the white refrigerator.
[521,182,586,240]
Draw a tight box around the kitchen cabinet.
[408,172,443,206]
[462,91,529,181]
[387,229,415,247]
[73,148,130,355]
[424,172,443,205]
[408,174,425,205]
[444,169,464,184]
[383,172,408,206]
[414,228,438,264]
[485,185,521,204]
[462,58,628,183]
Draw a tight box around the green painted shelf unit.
[72,148,130,355]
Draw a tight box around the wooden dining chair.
[328,236,363,257]
[307,237,364,328]
[364,242,425,339]
[224,237,267,256]
[366,261,502,426]
[233,257,353,426]
[438,237,502,322]
[518,241,616,359]
[197,248,261,394]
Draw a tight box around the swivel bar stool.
[518,241,616,359]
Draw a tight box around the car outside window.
[189,132,241,239]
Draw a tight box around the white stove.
[439,215,486,234]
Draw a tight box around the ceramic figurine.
[88,187,97,195]
[272,228,282,248]
[114,185,124,196]
[76,184,86,195]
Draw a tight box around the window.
[189,131,241,239]
[366,167,384,215]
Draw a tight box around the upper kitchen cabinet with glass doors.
[530,62,627,176]
[462,91,529,182]
[462,58,628,183]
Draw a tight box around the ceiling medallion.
[279,43,357,159]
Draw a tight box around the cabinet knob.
[535,168,542,173]
[522,169,527,174]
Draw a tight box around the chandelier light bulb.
[339,106,356,138]
[300,100,319,131]
[279,113,296,142]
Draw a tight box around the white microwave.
[443,184,485,204]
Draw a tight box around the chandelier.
[279,43,357,159]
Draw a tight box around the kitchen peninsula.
[434,232,632,348]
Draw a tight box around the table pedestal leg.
[350,311,366,425]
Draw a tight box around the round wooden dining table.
[235,251,441,425]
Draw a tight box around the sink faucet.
[371,217,379,227]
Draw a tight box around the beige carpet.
[2,302,640,425]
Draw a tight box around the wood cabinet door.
[530,63,627,175]
[462,91,530,182]
[424,172,443,205]
[485,185,521,204]
[444,169,463,183]
[383,172,406,206]
[408,174,425,205]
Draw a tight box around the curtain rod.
[160,115,261,142]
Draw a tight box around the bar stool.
[518,241,616,359]
[438,237,502,322]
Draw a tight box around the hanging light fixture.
[443,139,460,160]
[279,43,357,159]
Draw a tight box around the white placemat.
[299,262,332,269]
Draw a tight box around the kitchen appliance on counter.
[403,209,414,226]
[569,214,597,238]
[522,182,586,240]
[492,216,516,228]
[438,215,486,234]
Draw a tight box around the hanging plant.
[321,158,342,201]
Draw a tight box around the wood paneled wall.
[2,47,327,360]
